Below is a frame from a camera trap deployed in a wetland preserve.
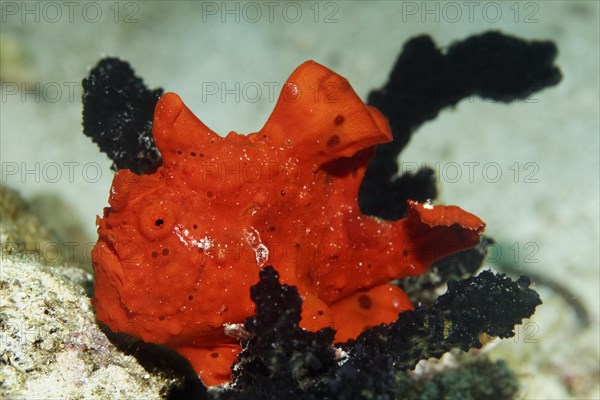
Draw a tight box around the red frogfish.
[92,60,485,386]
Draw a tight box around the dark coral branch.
[342,270,541,373]
[360,31,562,219]
[82,57,163,174]
[213,266,540,399]
[227,266,337,397]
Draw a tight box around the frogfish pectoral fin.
[396,200,486,276]
[329,284,413,342]
[174,344,241,387]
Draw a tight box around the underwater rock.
[0,187,178,399]
[0,186,61,265]
[1,186,95,269]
